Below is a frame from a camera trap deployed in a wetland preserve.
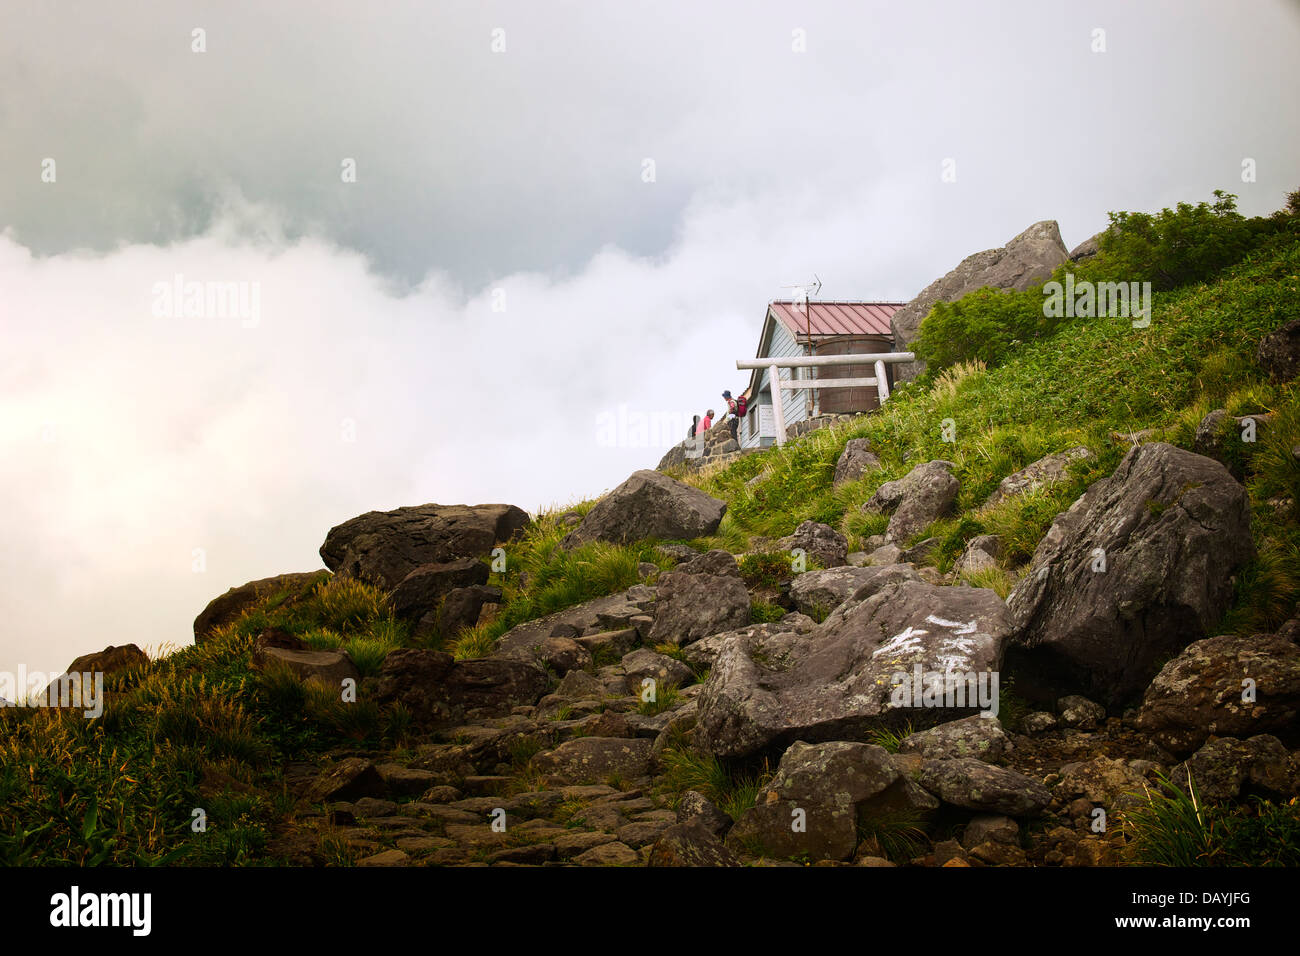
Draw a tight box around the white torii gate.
[736,352,916,446]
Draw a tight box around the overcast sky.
[3,0,1299,677]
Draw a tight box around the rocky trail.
[163,424,1300,867]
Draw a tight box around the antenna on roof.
[780,274,821,339]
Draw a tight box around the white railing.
[735,352,916,446]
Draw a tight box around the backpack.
[735,395,748,417]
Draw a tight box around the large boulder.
[1005,443,1254,710]
[563,471,726,548]
[695,579,1012,758]
[374,649,547,727]
[647,570,751,647]
[981,447,1093,510]
[891,220,1069,382]
[864,460,959,543]
[193,571,325,642]
[389,558,489,623]
[320,503,529,590]
[35,644,151,707]
[1135,630,1300,756]
[775,520,849,569]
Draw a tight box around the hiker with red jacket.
[699,409,714,432]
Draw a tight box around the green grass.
[1121,770,1300,866]
[656,745,773,823]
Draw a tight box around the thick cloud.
[1,0,1298,675]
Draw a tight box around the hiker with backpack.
[722,389,746,440]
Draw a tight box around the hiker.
[687,414,700,439]
[722,389,746,439]
[700,409,714,432]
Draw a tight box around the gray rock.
[962,815,1019,848]
[308,758,386,803]
[695,579,1011,758]
[1256,318,1300,383]
[572,841,641,866]
[898,715,1009,761]
[726,741,913,862]
[1006,443,1254,709]
[390,558,489,623]
[725,798,857,862]
[677,790,732,838]
[834,438,882,487]
[656,543,701,562]
[1023,711,1058,733]
[648,818,741,866]
[955,535,1002,576]
[680,622,797,670]
[430,584,503,640]
[647,570,750,647]
[492,588,650,663]
[1172,735,1295,802]
[621,648,694,694]
[864,460,959,543]
[375,649,547,727]
[982,447,1092,510]
[35,644,151,706]
[1135,629,1300,756]
[775,520,849,569]
[320,503,529,590]
[788,566,891,617]
[1056,757,1149,810]
[900,537,941,565]
[553,669,605,701]
[562,470,726,548]
[375,764,438,799]
[917,758,1051,816]
[867,543,904,566]
[891,220,1069,381]
[674,549,741,577]
[536,636,592,676]
[1068,231,1105,262]
[574,628,641,661]
[530,737,656,785]
[1057,695,1106,730]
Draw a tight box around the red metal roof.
[768,300,904,339]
